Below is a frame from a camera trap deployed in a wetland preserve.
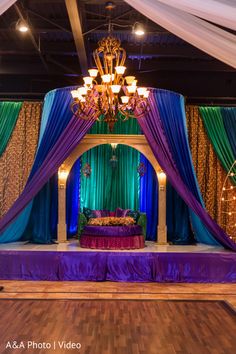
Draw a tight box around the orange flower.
[88,216,135,226]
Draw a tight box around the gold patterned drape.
[0,102,42,218]
[186,105,233,235]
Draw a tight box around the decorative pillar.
[157,171,168,244]
[57,165,69,243]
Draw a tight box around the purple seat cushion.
[82,225,143,237]
[93,209,110,218]
[115,208,130,217]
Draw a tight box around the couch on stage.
[78,208,146,250]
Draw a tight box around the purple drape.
[137,91,236,250]
[0,116,95,234]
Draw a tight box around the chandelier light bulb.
[111,85,121,94]
[102,74,112,83]
[127,85,137,94]
[121,96,129,104]
[115,66,126,75]
[70,35,150,131]
[83,76,93,86]
[125,76,135,85]
[71,90,80,99]
[88,69,98,78]
[137,87,147,96]
[77,87,87,96]
[144,90,150,98]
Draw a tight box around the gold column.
[57,166,69,243]
[157,171,168,244]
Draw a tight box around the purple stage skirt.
[80,234,145,249]
[1,250,236,282]
[83,225,143,236]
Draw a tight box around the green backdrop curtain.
[221,107,236,158]
[89,116,141,134]
[199,107,236,184]
[80,118,140,211]
[0,102,22,156]
[80,144,140,211]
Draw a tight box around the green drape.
[89,114,141,134]
[80,144,140,211]
[0,102,22,156]
[80,118,141,211]
[200,107,236,184]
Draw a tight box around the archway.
[57,134,167,244]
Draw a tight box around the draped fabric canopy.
[154,91,211,244]
[124,0,236,68]
[0,0,16,15]
[156,0,236,31]
[24,88,79,243]
[136,90,236,250]
[0,106,95,235]
[0,86,235,250]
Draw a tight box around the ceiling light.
[70,35,149,131]
[133,22,145,36]
[16,19,29,33]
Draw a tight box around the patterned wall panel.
[0,102,42,217]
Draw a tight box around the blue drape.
[29,88,74,179]
[166,182,193,244]
[0,87,75,243]
[26,88,75,243]
[0,204,32,243]
[139,155,158,240]
[66,158,81,236]
[154,90,219,245]
[50,158,81,238]
[221,107,236,158]
[37,90,56,147]
[50,174,58,238]
[139,154,192,243]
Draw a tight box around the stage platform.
[0,241,236,282]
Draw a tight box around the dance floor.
[0,241,236,282]
[0,299,236,354]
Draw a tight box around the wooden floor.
[0,298,236,354]
[1,281,236,309]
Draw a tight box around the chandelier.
[70,36,150,131]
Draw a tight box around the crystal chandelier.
[70,36,150,131]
